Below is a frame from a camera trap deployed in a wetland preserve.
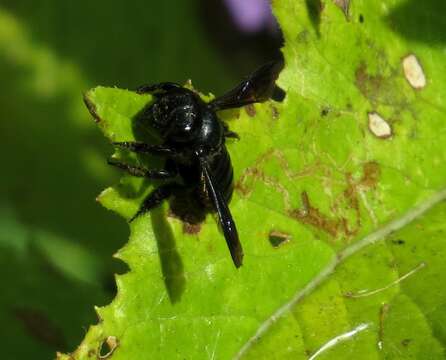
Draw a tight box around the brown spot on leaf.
[236,151,381,241]
[320,106,330,117]
[83,94,101,123]
[183,222,202,235]
[290,192,340,237]
[333,0,350,19]
[270,104,280,119]
[391,239,405,245]
[378,303,390,350]
[14,307,66,349]
[342,161,381,232]
[245,104,256,117]
[360,161,380,188]
[401,338,412,347]
[355,63,385,103]
[235,166,264,197]
[269,230,292,247]
[234,180,251,197]
[344,174,360,211]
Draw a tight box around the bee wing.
[208,59,284,111]
[198,156,243,268]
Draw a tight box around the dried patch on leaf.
[342,161,381,229]
[355,63,384,104]
[237,151,380,241]
[402,54,426,89]
[355,61,407,108]
[360,161,380,188]
[292,168,379,239]
[368,112,392,138]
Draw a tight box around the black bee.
[109,60,284,267]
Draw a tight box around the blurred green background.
[0,1,281,358]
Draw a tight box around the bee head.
[148,91,201,142]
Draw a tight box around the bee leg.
[136,82,182,95]
[112,142,177,156]
[224,130,240,140]
[222,123,239,140]
[129,183,180,223]
[108,159,177,179]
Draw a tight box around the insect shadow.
[113,103,189,304]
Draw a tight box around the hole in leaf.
[99,336,119,359]
[320,106,330,116]
[391,239,405,245]
[359,14,364,23]
[269,230,292,248]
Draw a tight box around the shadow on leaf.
[305,0,322,36]
[386,0,446,44]
[151,207,185,303]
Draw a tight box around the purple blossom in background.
[223,0,277,33]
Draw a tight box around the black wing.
[198,156,243,268]
[208,59,284,111]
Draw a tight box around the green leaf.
[62,0,446,359]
